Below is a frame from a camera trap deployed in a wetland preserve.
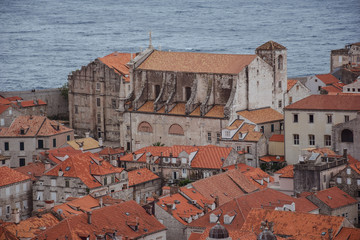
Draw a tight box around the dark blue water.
[0,0,359,91]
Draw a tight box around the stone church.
[68,41,287,150]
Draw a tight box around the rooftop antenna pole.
[149,31,153,49]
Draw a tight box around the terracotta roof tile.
[157,193,203,225]
[256,41,286,50]
[120,146,169,162]
[0,166,30,187]
[179,186,215,209]
[0,115,73,137]
[322,85,343,93]
[19,99,46,107]
[237,107,283,124]
[260,156,285,163]
[287,79,298,91]
[316,73,339,85]
[230,123,263,142]
[99,52,131,82]
[3,213,59,239]
[334,227,360,240]
[269,134,284,142]
[128,168,160,186]
[35,201,166,239]
[311,186,357,209]
[0,97,12,105]
[189,106,201,116]
[5,96,22,101]
[240,208,345,239]
[0,104,10,114]
[45,152,124,189]
[169,103,186,115]
[137,101,154,112]
[204,105,225,118]
[139,50,257,74]
[275,165,294,178]
[15,162,45,181]
[191,145,233,169]
[40,146,82,164]
[67,137,101,151]
[98,147,124,156]
[349,162,360,175]
[285,95,360,111]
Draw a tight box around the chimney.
[98,138,103,147]
[204,204,209,214]
[85,132,90,138]
[87,211,92,224]
[45,161,51,171]
[133,153,136,161]
[215,196,219,208]
[12,208,20,224]
[99,197,103,208]
[45,200,55,210]
[58,168,64,177]
[166,203,172,214]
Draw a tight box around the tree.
[59,82,69,101]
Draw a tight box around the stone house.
[284,79,310,106]
[269,165,294,196]
[128,167,162,204]
[306,187,358,226]
[32,152,129,210]
[0,115,74,168]
[342,79,360,93]
[284,94,360,164]
[331,42,360,73]
[304,73,341,95]
[331,162,360,226]
[293,149,347,194]
[98,146,125,166]
[332,112,360,160]
[0,103,22,128]
[0,166,32,221]
[69,41,288,150]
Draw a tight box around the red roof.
[259,155,285,163]
[269,134,284,142]
[0,115,73,137]
[316,73,339,85]
[19,99,46,107]
[0,97,11,105]
[285,95,360,111]
[0,104,10,114]
[0,166,30,187]
[98,147,124,155]
[45,152,124,189]
[287,79,298,91]
[191,146,233,169]
[311,187,357,209]
[275,165,294,178]
[347,154,359,164]
[128,168,160,186]
[5,96,22,101]
[35,201,166,239]
[334,227,360,240]
[322,85,342,93]
[99,52,131,82]
[15,162,45,181]
[179,186,214,208]
[40,146,82,165]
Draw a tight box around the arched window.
[341,129,353,142]
[278,55,283,70]
[168,124,184,135]
[138,121,153,133]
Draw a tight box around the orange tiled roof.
[139,50,257,74]
[322,85,343,93]
[275,165,294,178]
[137,101,154,112]
[99,52,131,82]
[260,155,285,163]
[0,166,30,187]
[309,148,340,157]
[120,146,170,162]
[204,105,225,118]
[287,79,298,91]
[311,186,357,209]
[191,145,233,169]
[15,162,45,181]
[169,103,186,115]
[256,41,286,50]
[35,201,166,240]
[0,104,10,114]
[189,106,201,116]
[45,152,124,189]
[180,186,215,209]
[157,193,203,225]
[40,146,82,164]
[99,147,124,156]
[5,96,22,101]
[0,115,73,137]
[347,154,359,164]
[240,208,344,239]
[230,123,263,142]
[285,95,360,111]
[316,73,339,85]
[128,168,160,186]
[334,227,360,240]
[269,134,284,142]
[3,213,60,239]
[0,97,11,105]
[349,162,360,175]
[67,137,101,151]
[19,99,46,107]
[237,107,283,124]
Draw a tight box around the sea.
[0,0,359,91]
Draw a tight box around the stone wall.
[154,204,187,240]
[0,88,68,119]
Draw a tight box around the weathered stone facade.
[331,42,360,73]
[155,203,187,240]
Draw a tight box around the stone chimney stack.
[58,168,64,177]
[87,211,92,224]
[45,200,55,210]
[166,203,172,214]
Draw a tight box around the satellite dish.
[57,209,63,215]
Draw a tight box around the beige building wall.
[269,141,284,156]
[284,109,358,165]
[285,81,311,106]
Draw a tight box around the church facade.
[68,41,287,150]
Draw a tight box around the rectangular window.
[345,115,349,122]
[97,113,101,123]
[309,135,315,145]
[327,115,332,124]
[19,158,25,167]
[293,134,299,145]
[293,114,298,123]
[318,86,322,91]
[324,135,331,146]
[75,105,78,114]
[4,142,9,151]
[51,179,56,187]
[216,133,220,143]
[207,132,211,142]
[20,142,24,151]
[104,177,107,185]
[96,82,100,90]
[50,192,57,202]
[38,140,44,149]
[278,81,282,88]
[289,97,293,104]
[0,119,4,126]
[23,182,28,191]
[323,175,326,182]
[309,114,314,123]
[111,99,117,109]
[65,180,70,188]
[67,135,70,141]
[6,187,10,196]
[260,126,264,132]
[278,100,282,108]
[53,139,56,148]
[347,178,351,185]
[97,98,100,107]
[247,146,251,154]
[37,191,43,201]
[6,205,10,214]
[236,146,242,151]
[337,177,342,184]
[271,124,274,132]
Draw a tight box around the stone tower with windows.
[255,41,287,113]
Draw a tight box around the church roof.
[138,50,257,74]
[99,52,131,82]
[256,41,286,51]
